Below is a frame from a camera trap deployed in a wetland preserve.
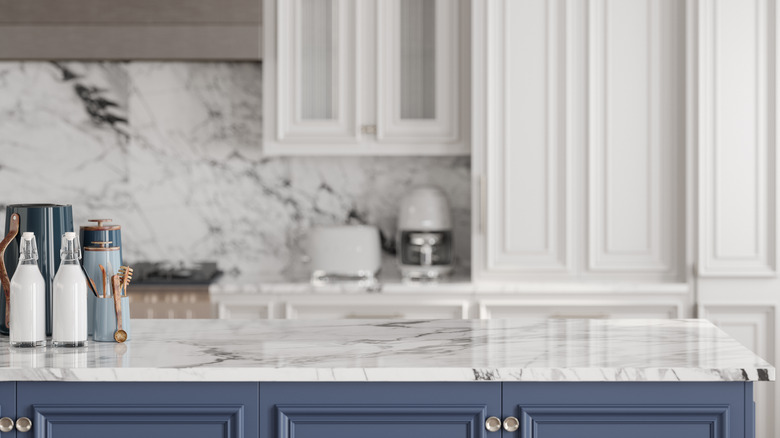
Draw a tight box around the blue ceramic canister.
[80,219,122,262]
[82,242,121,336]
[0,204,74,336]
[93,294,130,343]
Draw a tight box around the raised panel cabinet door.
[503,382,753,438]
[260,382,501,438]
[478,0,573,278]
[696,0,776,276]
[283,297,469,319]
[266,0,361,149]
[478,302,682,320]
[586,0,684,278]
[0,382,15,438]
[376,0,462,144]
[17,382,258,438]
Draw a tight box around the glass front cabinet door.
[264,0,468,155]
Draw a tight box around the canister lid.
[81,219,121,231]
[84,240,120,251]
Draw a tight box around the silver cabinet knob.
[0,417,13,433]
[485,416,502,432]
[503,416,519,432]
[15,417,31,433]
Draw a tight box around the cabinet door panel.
[478,301,681,319]
[503,382,750,438]
[274,0,359,142]
[480,0,571,276]
[261,382,500,438]
[0,382,14,438]
[377,0,461,142]
[284,298,469,319]
[526,417,714,438]
[586,0,683,276]
[18,382,258,438]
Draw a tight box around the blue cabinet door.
[17,382,258,438]
[503,382,754,438]
[260,382,501,438]
[0,382,15,438]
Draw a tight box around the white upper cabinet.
[264,0,469,155]
[377,0,461,143]
[472,0,686,283]
[274,0,360,143]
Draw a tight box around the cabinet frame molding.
[519,404,729,436]
[276,404,486,438]
[32,404,245,437]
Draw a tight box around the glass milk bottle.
[9,232,46,347]
[52,232,87,347]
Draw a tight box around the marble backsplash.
[0,62,470,280]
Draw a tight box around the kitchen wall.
[0,62,470,279]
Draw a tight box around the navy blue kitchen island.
[0,319,771,438]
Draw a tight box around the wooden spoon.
[111,275,127,343]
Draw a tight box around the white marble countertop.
[0,319,773,382]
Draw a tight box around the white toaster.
[308,225,382,284]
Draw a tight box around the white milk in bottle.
[9,232,46,347]
[52,232,87,347]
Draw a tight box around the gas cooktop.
[131,262,221,285]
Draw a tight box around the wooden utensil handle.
[99,265,106,299]
[0,214,20,327]
[112,275,123,332]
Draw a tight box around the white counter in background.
[207,273,474,295]
[207,272,692,320]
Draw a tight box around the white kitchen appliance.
[396,186,453,281]
[308,225,381,287]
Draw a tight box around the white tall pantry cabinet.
[471,0,778,436]
[694,0,778,437]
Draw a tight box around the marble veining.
[0,62,471,279]
[0,319,773,382]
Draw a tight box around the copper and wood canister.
[83,242,121,336]
[80,220,122,336]
[80,219,122,260]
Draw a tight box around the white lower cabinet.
[214,296,275,319]
[211,292,687,322]
[698,305,776,438]
[284,296,470,320]
[478,300,683,320]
